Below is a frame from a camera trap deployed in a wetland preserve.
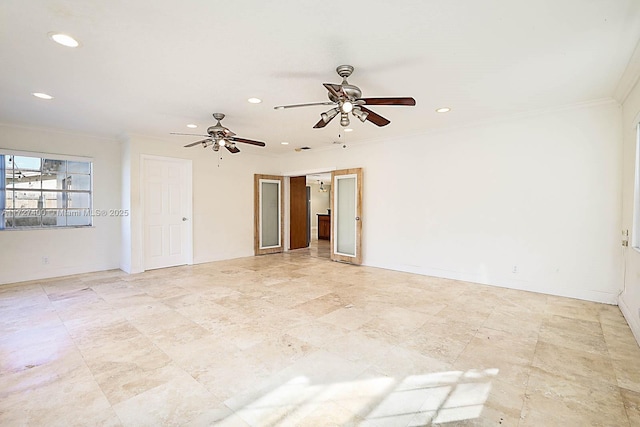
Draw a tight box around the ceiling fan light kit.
[274,65,416,129]
[171,113,265,155]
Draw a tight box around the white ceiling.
[1,0,640,155]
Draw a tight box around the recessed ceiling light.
[281,141,289,145]
[344,128,353,132]
[248,98,262,104]
[49,33,79,48]
[436,107,451,113]
[186,124,197,128]
[32,92,53,100]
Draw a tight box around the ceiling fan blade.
[323,83,343,98]
[360,107,391,127]
[171,132,209,137]
[358,97,416,106]
[274,101,335,110]
[184,138,211,148]
[229,136,266,147]
[313,118,328,128]
[225,145,241,154]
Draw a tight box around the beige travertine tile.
[532,340,617,384]
[453,327,536,388]
[182,404,248,427]
[621,387,640,426]
[482,306,544,339]
[112,365,220,426]
[0,364,117,426]
[520,386,629,427]
[318,306,375,331]
[610,352,640,393]
[402,317,478,364]
[1,252,639,426]
[538,314,605,350]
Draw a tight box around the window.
[1,152,93,229]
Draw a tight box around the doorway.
[255,168,362,264]
[287,172,333,259]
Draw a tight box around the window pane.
[66,174,91,191]
[42,159,67,190]
[4,165,12,188]
[66,209,91,226]
[67,161,90,174]
[5,189,14,209]
[13,156,41,171]
[14,190,42,209]
[4,155,12,169]
[41,174,60,190]
[42,209,64,227]
[42,159,66,174]
[5,210,15,228]
[41,191,62,209]
[67,192,90,208]
[13,171,41,190]
[13,209,41,227]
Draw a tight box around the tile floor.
[1,251,640,426]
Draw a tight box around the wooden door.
[254,174,284,255]
[290,176,308,250]
[330,168,363,265]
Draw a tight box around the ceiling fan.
[171,113,266,153]
[274,65,416,128]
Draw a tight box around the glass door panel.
[254,175,284,255]
[331,168,363,265]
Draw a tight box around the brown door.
[290,176,308,249]
[254,174,284,255]
[330,168,363,265]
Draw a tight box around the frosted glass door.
[260,180,280,248]
[331,168,362,265]
[335,176,356,256]
[254,175,284,255]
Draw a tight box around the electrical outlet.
[42,256,49,265]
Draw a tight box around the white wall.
[0,100,625,311]
[121,136,280,273]
[278,101,623,303]
[621,79,640,344]
[0,124,122,284]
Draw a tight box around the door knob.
[182,217,188,221]
[355,217,360,221]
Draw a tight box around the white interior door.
[143,156,191,270]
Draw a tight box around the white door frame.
[140,154,193,270]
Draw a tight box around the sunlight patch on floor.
[232,369,498,425]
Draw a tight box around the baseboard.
[619,296,640,346]
[365,261,619,305]
[0,263,120,286]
